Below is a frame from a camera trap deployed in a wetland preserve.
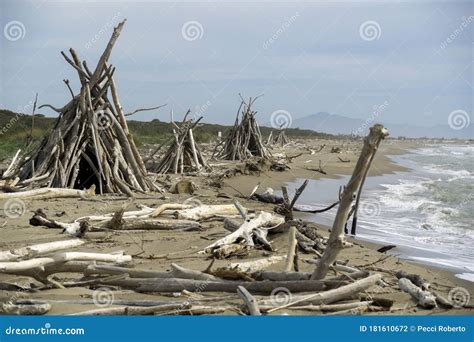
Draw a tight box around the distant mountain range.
[289,112,472,139]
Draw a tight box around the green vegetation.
[0,109,333,160]
[0,109,54,160]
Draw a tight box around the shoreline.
[281,154,473,281]
[224,139,474,294]
[225,139,413,192]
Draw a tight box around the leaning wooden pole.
[311,124,388,280]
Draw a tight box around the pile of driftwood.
[153,111,208,174]
[0,236,386,316]
[0,20,159,196]
[0,237,455,316]
[212,96,271,161]
[267,129,290,146]
[0,239,133,315]
[0,186,385,315]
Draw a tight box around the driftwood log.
[229,256,286,272]
[0,301,51,315]
[0,239,85,262]
[174,204,244,221]
[398,277,437,309]
[68,303,189,316]
[259,301,373,313]
[0,252,132,284]
[85,263,219,281]
[312,124,388,280]
[102,277,345,294]
[263,273,382,311]
[0,187,95,200]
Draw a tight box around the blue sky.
[0,0,472,127]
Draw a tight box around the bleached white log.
[0,187,95,200]
[201,211,284,252]
[230,256,286,272]
[0,239,85,262]
[176,204,245,221]
[0,252,131,273]
[398,277,437,309]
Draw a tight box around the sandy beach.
[1,4,473,342]
[1,138,472,315]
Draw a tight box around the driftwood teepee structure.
[6,20,159,196]
[154,111,208,174]
[213,96,271,161]
[267,128,290,146]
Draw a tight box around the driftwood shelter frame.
[213,95,271,161]
[2,20,159,196]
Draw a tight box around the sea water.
[285,144,474,282]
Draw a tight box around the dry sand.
[0,138,472,315]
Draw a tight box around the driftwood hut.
[154,111,208,174]
[213,96,271,161]
[2,20,159,196]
